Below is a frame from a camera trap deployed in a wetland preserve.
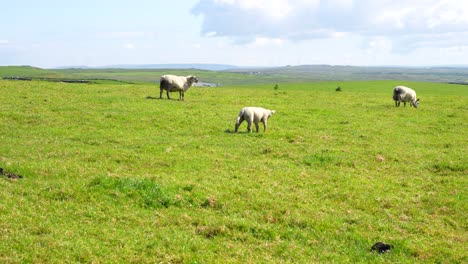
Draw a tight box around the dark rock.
[0,168,23,179]
[371,242,393,253]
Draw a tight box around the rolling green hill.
[0,66,65,79]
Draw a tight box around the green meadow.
[0,78,466,263]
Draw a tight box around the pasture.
[0,79,466,263]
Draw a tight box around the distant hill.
[225,65,468,83]
[0,66,64,78]
[2,65,467,85]
[55,64,240,71]
[54,65,94,69]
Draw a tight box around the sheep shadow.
[224,129,264,135]
[145,96,184,101]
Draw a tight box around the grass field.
[0,79,466,263]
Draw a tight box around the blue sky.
[1,0,467,68]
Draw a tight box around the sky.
[1,0,467,68]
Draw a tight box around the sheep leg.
[166,90,170,99]
[160,89,164,99]
[403,101,406,107]
[254,121,259,132]
[262,120,267,132]
[247,120,252,133]
[235,118,244,133]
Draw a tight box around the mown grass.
[0,79,466,263]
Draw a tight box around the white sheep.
[159,75,199,101]
[393,86,420,108]
[235,107,276,133]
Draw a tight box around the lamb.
[159,75,199,101]
[393,86,420,108]
[235,107,276,133]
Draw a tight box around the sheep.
[235,107,276,133]
[159,75,199,101]
[393,86,420,108]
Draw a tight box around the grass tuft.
[88,177,174,209]
[431,162,466,173]
[304,152,339,167]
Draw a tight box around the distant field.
[2,65,468,85]
[0,66,65,79]
[0,78,466,262]
[227,65,468,84]
[0,66,284,85]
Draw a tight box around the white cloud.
[215,0,297,19]
[0,40,9,45]
[123,43,135,50]
[365,37,393,53]
[192,0,468,51]
[248,37,285,47]
[204,31,217,37]
[96,31,154,39]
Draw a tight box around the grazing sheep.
[393,86,420,108]
[159,75,199,101]
[235,107,276,133]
